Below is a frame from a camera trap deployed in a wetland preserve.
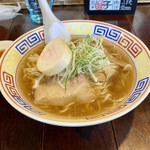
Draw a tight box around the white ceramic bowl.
[0,20,150,127]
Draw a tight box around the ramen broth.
[17,39,135,117]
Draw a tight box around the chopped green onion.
[65,75,69,91]
[55,34,110,85]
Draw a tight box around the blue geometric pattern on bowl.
[16,39,30,55]
[12,93,44,115]
[125,77,149,103]
[16,33,41,55]
[12,95,27,105]
[24,105,43,115]
[94,25,122,41]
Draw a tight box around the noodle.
[17,37,135,118]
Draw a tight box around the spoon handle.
[38,0,57,24]
[38,0,70,43]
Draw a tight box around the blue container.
[25,0,53,23]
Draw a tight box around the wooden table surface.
[0,4,150,150]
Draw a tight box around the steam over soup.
[17,35,135,117]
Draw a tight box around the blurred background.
[0,0,149,8]
[0,0,83,7]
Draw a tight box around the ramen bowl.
[0,20,150,127]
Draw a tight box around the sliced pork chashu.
[34,75,95,106]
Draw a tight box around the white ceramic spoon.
[38,0,71,44]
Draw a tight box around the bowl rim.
[0,20,150,127]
